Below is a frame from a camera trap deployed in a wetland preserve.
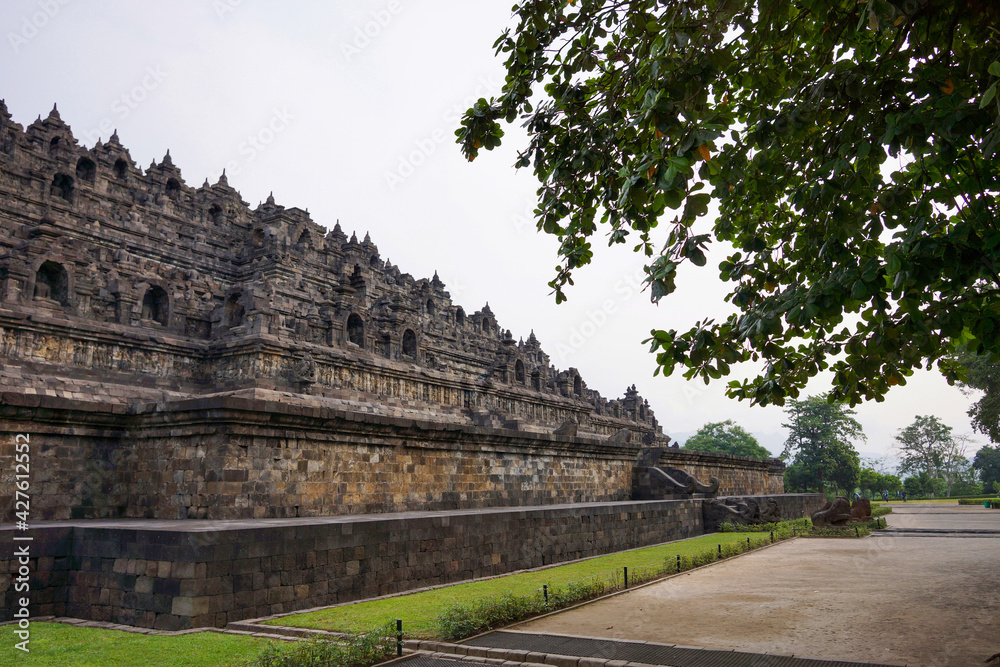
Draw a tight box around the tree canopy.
[973,445,1000,491]
[893,415,973,496]
[682,419,771,458]
[955,348,1000,442]
[459,0,1000,406]
[781,394,863,493]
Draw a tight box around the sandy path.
[514,505,1000,666]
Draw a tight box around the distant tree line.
[686,397,1000,499]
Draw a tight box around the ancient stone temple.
[0,102,815,630]
[0,102,670,521]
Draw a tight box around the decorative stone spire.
[349,231,358,244]
[217,169,228,186]
[162,150,173,167]
[109,129,120,144]
[432,271,443,287]
[265,191,275,206]
[362,231,372,244]
[48,103,60,121]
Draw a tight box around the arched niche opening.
[166,178,181,198]
[297,229,311,247]
[515,359,526,385]
[252,228,265,247]
[426,299,435,317]
[347,313,364,348]
[225,293,245,328]
[34,260,68,305]
[455,307,466,327]
[402,329,417,358]
[76,157,96,184]
[113,158,129,180]
[50,173,74,203]
[369,254,379,267]
[141,285,169,326]
[574,375,582,396]
[208,204,223,225]
[48,136,60,156]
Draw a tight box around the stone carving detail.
[0,100,667,440]
[849,497,872,521]
[553,418,578,437]
[606,428,631,446]
[810,497,853,527]
[632,462,720,500]
[662,466,720,495]
[703,495,783,531]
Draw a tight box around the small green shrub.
[871,505,892,517]
[239,623,395,667]
[717,517,810,534]
[437,593,547,640]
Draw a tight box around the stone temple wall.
[0,101,664,445]
[657,449,785,496]
[1,391,640,521]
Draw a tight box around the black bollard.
[770,530,774,543]
[676,554,681,572]
[396,619,403,656]
[623,566,628,589]
[543,584,548,604]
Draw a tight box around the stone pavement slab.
[509,506,999,666]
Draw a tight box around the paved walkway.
[494,505,1000,666]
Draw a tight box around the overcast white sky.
[0,0,984,461]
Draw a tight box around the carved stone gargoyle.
[703,496,783,531]
[553,417,578,437]
[660,466,721,495]
[811,497,853,527]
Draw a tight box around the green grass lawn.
[0,622,284,667]
[267,531,778,634]
[884,497,998,504]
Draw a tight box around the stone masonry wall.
[658,449,785,496]
[0,392,639,521]
[0,500,706,630]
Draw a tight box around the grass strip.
[267,527,802,635]
[0,622,281,667]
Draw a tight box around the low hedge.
[239,623,395,667]
[958,498,1000,507]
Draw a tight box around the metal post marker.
[396,619,402,657]
[543,584,548,603]
[623,566,628,589]
[676,554,680,572]
[770,530,774,543]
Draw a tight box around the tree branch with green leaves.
[459,0,1000,407]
